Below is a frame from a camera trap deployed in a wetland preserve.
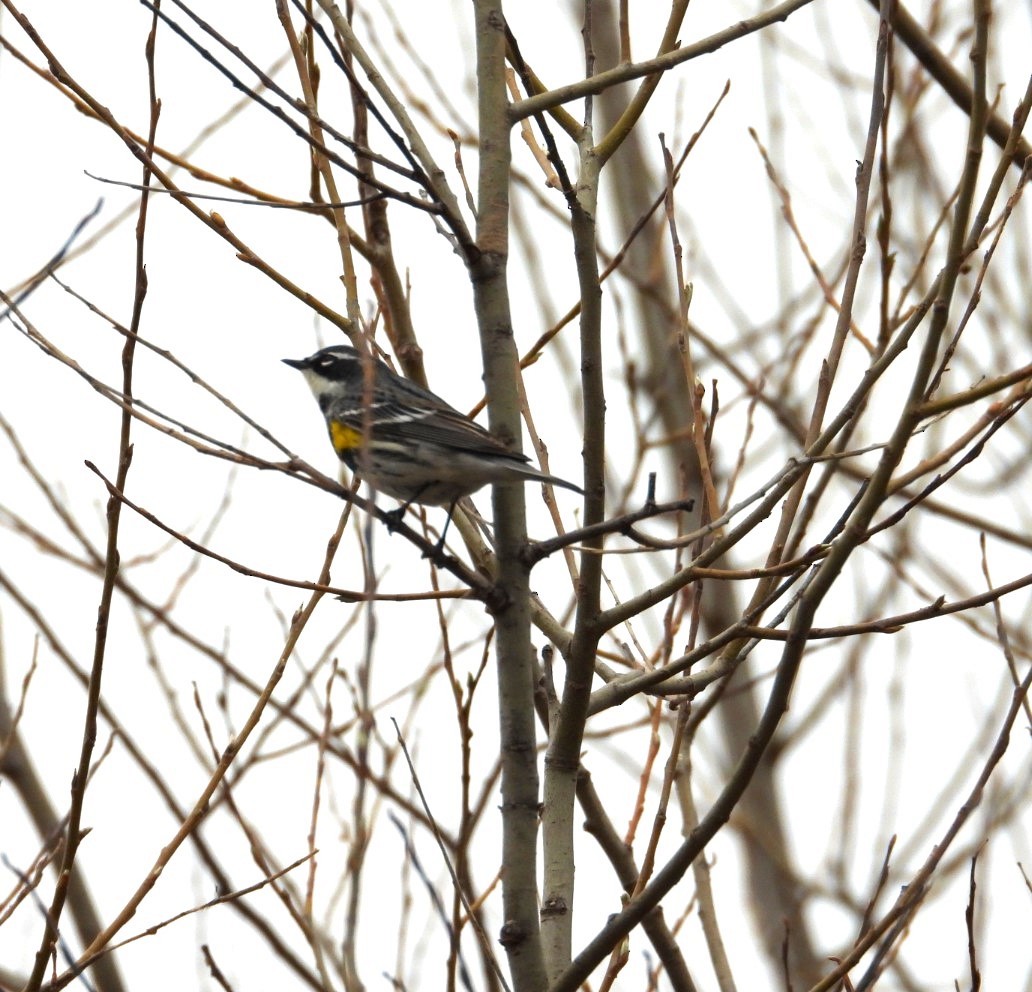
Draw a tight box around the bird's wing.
[329,391,528,462]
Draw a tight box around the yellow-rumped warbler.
[284,345,582,532]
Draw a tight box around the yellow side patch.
[329,420,364,454]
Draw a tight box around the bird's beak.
[282,357,308,370]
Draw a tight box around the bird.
[283,344,582,548]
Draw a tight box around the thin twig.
[391,720,511,992]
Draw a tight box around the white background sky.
[2,2,1031,990]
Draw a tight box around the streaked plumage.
[283,345,583,508]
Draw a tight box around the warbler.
[283,345,583,530]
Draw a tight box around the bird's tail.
[512,461,584,495]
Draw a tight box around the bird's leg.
[423,499,458,560]
[383,486,430,533]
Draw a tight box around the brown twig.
[23,10,159,986]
